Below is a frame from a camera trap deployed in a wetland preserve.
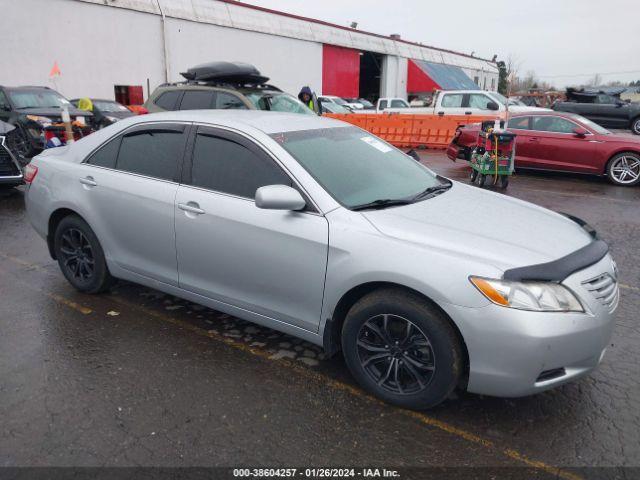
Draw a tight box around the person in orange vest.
[298,86,322,114]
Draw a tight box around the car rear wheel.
[341,288,463,410]
[631,117,640,135]
[607,152,640,186]
[54,215,114,293]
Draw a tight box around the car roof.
[120,110,348,134]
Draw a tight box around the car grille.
[582,273,619,312]
[0,140,21,176]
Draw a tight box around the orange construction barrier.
[324,113,501,149]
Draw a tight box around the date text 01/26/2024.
[233,468,400,478]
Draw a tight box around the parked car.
[374,91,548,115]
[447,111,640,186]
[319,101,351,114]
[0,86,93,160]
[345,98,375,110]
[145,61,314,116]
[71,98,135,129]
[317,95,354,111]
[0,121,23,188]
[340,98,364,110]
[25,110,617,409]
[553,87,640,135]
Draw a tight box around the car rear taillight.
[23,164,38,183]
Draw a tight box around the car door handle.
[528,137,540,142]
[79,176,97,187]
[437,111,445,116]
[178,202,205,215]
[465,111,472,115]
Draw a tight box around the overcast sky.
[244,0,640,88]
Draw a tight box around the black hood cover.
[180,61,269,84]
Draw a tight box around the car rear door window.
[154,91,182,111]
[179,91,215,110]
[441,94,464,108]
[116,126,187,181]
[86,136,121,168]
[190,130,291,198]
[214,92,247,110]
[532,116,579,134]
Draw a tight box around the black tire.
[500,175,509,189]
[54,215,114,293]
[631,117,640,136]
[606,152,640,186]
[341,288,463,410]
[469,169,478,183]
[477,173,487,187]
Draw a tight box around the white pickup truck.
[369,90,547,115]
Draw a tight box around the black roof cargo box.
[180,61,269,84]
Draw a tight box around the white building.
[0,0,499,104]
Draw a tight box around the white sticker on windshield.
[361,136,393,153]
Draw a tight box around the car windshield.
[568,114,611,134]
[8,89,72,109]
[332,97,349,106]
[93,100,130,112]
[489,92,509,106]
[358,99,374,108]
[244,92,315,115]
[271,126,446,208]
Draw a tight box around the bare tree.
[587,73,602,87]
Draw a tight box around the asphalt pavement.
[0,153,639,479]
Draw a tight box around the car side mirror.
[0,104,10,112]
[573,128,589,138]
[486,101,499,111]
[255,185,306,211]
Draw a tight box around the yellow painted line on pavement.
[1,252,584,479]
[46,292,93,315]
[620,283,639,292]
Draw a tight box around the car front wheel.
[341,288,463,410]
[607,152,640,186]
[54,215,114,293]
[631,117,640,135]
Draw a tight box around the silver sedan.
[25,111,618,409]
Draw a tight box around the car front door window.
[468,94,493,110]
[441,94,464,108]
[532,116,579,134]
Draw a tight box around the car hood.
[361,182,593,273]
[17,107,93,118]
[0,120,15,135]
[598,132,640,144]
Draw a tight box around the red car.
[447,111,640,186]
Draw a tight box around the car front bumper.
[441,254,618,398]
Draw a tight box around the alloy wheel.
[59,228,95,281]
[356,314,436,395]
[610,155,640,185]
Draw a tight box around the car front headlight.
[469,276,583,312]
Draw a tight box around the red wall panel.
[407,59,441,93]
[322,44,360,97]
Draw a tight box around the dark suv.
[553,87,640,134]
[0,86,93,160]
[145,61,314,116]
